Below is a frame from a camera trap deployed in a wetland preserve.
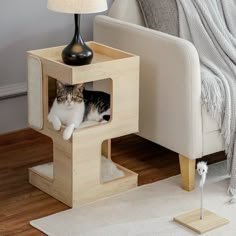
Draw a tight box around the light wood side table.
[27,41,140,207]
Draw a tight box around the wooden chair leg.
[179,155,196,191]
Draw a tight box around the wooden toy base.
[174,209,229,234]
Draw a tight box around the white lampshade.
[47,0,108,14]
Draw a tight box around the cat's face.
[56,81,84,107]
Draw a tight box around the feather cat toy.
[174,161,229,233]
[197,161,208,220]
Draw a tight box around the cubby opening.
[100,140,137,184]
[47,77,113,131]
[29,135,54,182]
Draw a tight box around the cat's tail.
[103,115,110,121]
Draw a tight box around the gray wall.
[0,0,113,134]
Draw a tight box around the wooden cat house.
[27,42,140,207]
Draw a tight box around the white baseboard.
[0,82,27,100]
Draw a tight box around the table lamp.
[47,0,108,66]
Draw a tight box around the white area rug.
[31,161,236,236]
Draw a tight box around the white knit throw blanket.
[176,0,236,199]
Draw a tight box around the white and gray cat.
[48,81,111,140]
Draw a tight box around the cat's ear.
[56,80,64,92]
[74,83,84,93]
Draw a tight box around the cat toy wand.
[197,162,208,220]
[174,161,228,234]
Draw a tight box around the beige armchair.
[93,0,225,191]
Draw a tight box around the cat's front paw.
[47,113,53,123]
[53,120,61,131]
[48,114,61,131]
[63,128,72,140]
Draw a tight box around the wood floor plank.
[0,129,225,235]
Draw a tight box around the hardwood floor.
[0,129,225,236]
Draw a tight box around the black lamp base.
[62,14,93,66]
[62,37,93,66]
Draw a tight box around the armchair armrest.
[94,15,202,159]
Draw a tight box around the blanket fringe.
[228,186,236,204]
[202,75,231,150]
[227,186,236,196]
[201,76,224,126]
[202,74,233,175]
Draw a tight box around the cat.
[48,81,110,140]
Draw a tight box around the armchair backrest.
[108,0,145,26]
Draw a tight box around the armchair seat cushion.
[202,106,220,133]
[202,107,224,155]
[203,131,224,155]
